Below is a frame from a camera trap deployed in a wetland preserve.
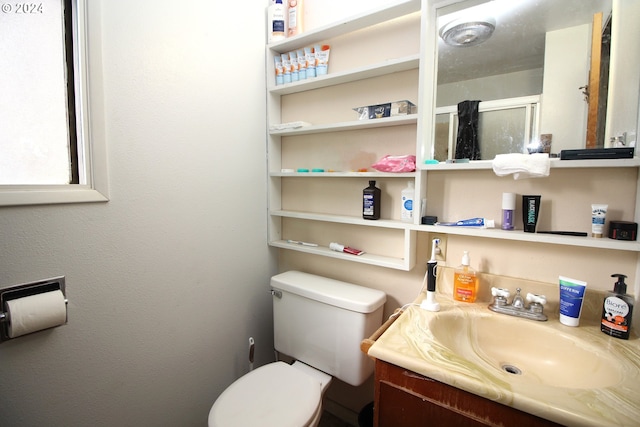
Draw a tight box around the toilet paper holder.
[0,276,68,343]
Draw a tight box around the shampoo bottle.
[601,274,634,339]
[363,180,381,220]
[453,251,478,302]
[401,181,414,223]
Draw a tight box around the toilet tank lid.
[271,271,386,313]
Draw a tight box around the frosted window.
[478,108,527,160]
[0,0,74,185]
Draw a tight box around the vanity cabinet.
[374,359,561,427]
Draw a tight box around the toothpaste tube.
[436,218,495,228]
[329,242,364,256]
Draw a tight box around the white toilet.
[208,270,387,427]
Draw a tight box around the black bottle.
[363,180,381,220]
[601,273,634,339]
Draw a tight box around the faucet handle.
[526,293,547,305]
[491,287,510,298]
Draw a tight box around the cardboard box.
[354,100,417,120]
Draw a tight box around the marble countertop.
[368,289,640,426]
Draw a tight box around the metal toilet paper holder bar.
[0,276,68,343]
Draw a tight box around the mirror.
[431,0,638,161]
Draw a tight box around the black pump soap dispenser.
[601,274,634,339]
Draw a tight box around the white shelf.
[272,210,640,251]
[421,157,640,171]
[269,239,410,270]
[268,55,420,96]
[416,224,640,251]
[266,0,421,54]
[271,210,410,229]
[270,172,416,178]
[270,114,418,136]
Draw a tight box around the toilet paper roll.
[6,290,67,338]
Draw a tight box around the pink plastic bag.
[371,155,416,173]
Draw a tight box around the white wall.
[0,1,275,425]
[436,68,543,107]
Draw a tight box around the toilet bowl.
[208,271,386,427]
[208,361,331,427]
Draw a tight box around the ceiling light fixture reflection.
[439,17,496,47]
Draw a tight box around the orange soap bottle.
[453,251,478,302]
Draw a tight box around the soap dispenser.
[453,251,478,303]
[601,274,634,340]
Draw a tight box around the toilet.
[208,270,387,427]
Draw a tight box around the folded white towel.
[492,153,550,180]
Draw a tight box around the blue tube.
[559,276,587,327]
[436,217,495,228]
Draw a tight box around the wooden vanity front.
[374,359,560,427]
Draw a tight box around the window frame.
[0,0,108,207]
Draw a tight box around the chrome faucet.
[488,287,548,321]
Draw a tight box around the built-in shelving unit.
[266,0,421,55]
[266,0,422,271]
[269,172,416,178]
[269,114,418,137]
[266,0,640,271]
[422,157,640,171]
[416,224,640,251]
[269,55,420,96]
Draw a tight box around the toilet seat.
[208,361,323,427]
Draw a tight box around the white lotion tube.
[314,44,330,75]
[591,204,608,237]
[559,276,587,327]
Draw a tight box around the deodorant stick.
[502,192,516,230]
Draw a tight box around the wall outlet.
[431,234,447,262]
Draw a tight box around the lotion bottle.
[268,0,286,42]
[601,274,634,339]
[363,180,381,220]
[287,0,304,37]
[501,192,515,230]
[401,181,414,223]
[453,251,478,302]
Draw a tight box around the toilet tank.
[271,271,386,387]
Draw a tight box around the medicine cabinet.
[265,0,640,272]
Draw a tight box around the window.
[434,96,540,161]
[0,0,108,206]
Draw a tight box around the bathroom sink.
[427,311,623,389]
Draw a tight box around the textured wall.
[0,0,276,425]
